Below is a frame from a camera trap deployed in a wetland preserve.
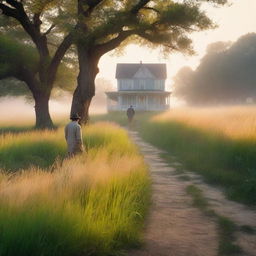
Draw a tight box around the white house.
[106,63,171,111]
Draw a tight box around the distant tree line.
[174,33,256,105]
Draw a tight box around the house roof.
[116,63,167,79]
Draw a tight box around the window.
[154,80,164,90]
[120,80,133,90]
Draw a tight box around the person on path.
[127,105,135,124]
[65,113,84,157]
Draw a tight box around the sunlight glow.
[98,0,256,90]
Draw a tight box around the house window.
[154,80,164,90]
[134,79,148,90]
[120,80,133,90]
[138,80,146,90]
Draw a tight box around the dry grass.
[154,106,256,140]
[0,122,150,256]
[0,150,144,207]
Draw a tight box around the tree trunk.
[20,69,54,129]
[71,45,99,125]
[34,91,54,129]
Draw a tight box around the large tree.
[0,0,75,128]
[0,34,77,98]
[71,0,228,123]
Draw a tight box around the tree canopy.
[0,0,76,128]
[73,0,228,55]
[0,34,77,97]
[173,33,256,105]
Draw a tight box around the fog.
[0,95,107,125]
[173,33,256,105]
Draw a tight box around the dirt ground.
[126,130,256,256]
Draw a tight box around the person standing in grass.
[127,105,135,124]
[65,113,84,157]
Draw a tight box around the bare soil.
[126,130,256,256]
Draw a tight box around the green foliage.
[0,36,76,96]
[54,64,77,92]
[0,131,65,171]
[74,0,227,55]
[0,78,31,97]
[0,172,150,256]
[186,185,210,212]
[217,216,241,255]
[174,33,256,104]
[0,35,39,77]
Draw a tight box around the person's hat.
[70,113,81,120]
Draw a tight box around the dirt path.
[126,130,256,256]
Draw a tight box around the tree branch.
[43,24,56,36]
[33,13,42,31]
[78,0,104,17]
[1,1,50,59]
[47,32,73,86]
[95,30,137,56]
[0,1,40,45]
[142,6,160,14]
[85,0,104,14]
[0,3,19,19]
[5,0,23,10]
[130,0,151,14]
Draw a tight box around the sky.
[98,0,256,91]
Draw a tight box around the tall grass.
[0,123,150,256]
[154,106,256,140]
[0,122,138,171]
[137,106,256,205]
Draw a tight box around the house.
[105,62,171,111]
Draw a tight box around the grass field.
[94,107,256,205]
[0,122,150,256]
[137,106,256,205]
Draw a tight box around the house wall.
[118,79,165,91]
[117,94,169,110]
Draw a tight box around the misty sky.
[98,0,256,90]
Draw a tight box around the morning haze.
[0,1,256,256]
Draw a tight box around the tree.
[0,0,228,126]
[0,33,77,98]
[0,0,74,128]
[70,0,228,123]
[174,33,256,105]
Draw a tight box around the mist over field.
[0,93,107,125]
[1,1,256,256]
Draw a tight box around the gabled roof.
[116,63,167,79]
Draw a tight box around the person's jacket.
[65,121,84,154]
